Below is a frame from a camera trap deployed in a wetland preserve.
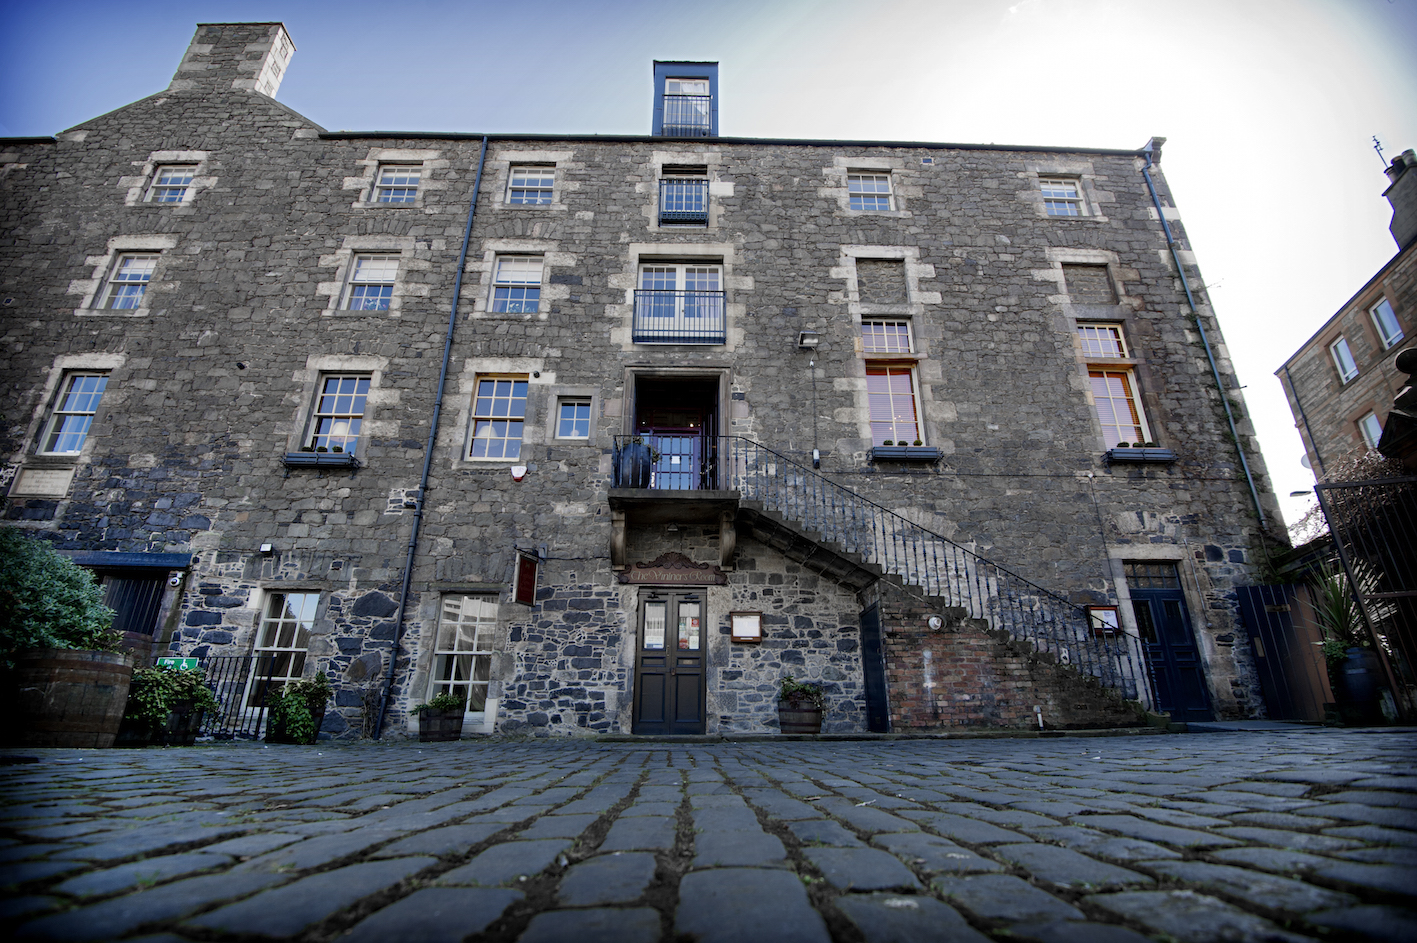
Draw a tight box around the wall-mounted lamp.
[259,543,274,555]
[797,330,821,349]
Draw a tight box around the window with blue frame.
[490,256,542,313]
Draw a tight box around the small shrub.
[778,674,825,709]
[0,528,119,668]
[124,665,222,738]
[266,672,333,744]
[413,691,467,714]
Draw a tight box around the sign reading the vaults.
[618,551,727,585]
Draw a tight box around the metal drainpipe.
[1140,145,1269,532]
[373,135,489,739]
[1281,363,1327,478]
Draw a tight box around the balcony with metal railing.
[659,178,709,225]
[661,95,713,136]
[632,290,725,344]
[609,434,1152,703]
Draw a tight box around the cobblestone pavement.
[2,729,1415,943]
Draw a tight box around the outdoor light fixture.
[259,543,274,555]
[797,330,821,349]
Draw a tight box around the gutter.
[1140,143,1269,533]
[372,135,489,739]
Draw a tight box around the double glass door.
[632,592,705,734]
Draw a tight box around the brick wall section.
[877,581,1140,730]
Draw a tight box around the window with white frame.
[861,320,912,354]
[634,263,724,343]
[867,364,921,445]
[374,165,421,203]
[556,397,592,439]
[1359,412,1383,450]
[147,166,195,203]
[468,375,528,459]
[40,373,109,454]
[507,166,554,205]
[1371,298,1404,349]
[428,595,497,711]
[306,375,371,453]
[247,592,318,707]
[98,254,158,309]
[345,255,399,310]
[848,173,893,211]
[1079,322,1152,448]
[1090,370,1149,448]
[663,78,712,136]
[1040,178,1084,216]
[490,257,543,313]
[1330,337,1359,383]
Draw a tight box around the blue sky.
[3,0,1416,530]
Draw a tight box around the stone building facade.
[1277,149,1417,477]
[0,23,1285,737]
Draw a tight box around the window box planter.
[870,446,941,463]
[282,451,361,470]
[1106,447,1176,464]
[418,708,465,742]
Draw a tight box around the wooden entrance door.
[632,591,706,734]
[1127,562,1213,721]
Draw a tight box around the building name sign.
[618,551,727,585]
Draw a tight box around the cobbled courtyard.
[2,728,1415,942]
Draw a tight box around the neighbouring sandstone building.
[0,23,1285,737]
[1277,148,1417,477]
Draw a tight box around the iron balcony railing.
[632,290,725,344]
[661,95,712,136]
[612,434,1149,701]
[191,653,282,739]
[660,178,709,224]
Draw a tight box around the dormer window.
[663,78,711,136]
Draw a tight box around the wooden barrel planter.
[12,649,134,748]
[777,704,823,735]
[419,709,465,742]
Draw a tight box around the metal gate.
[1235,584,1333,722]
[1314,475,1417,720]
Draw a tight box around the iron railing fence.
[612,434,1149,701]
[661,95,712,136]
[632,290,725,344]
[1314,475,1417,718]
[196,653,281,739]
[659,179,709,224]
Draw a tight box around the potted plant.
[118,663,222,746]
[264,672,333,744]
[0,528,131,748]
[1312,563,1385,724]
[413,691,466,742]
[777,674,825,734]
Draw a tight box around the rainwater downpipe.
[1281,363,1326,479]
[1140,146,1268,532]
[373,135,489,739]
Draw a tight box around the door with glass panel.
[633,591,706,734]
[634,264,724,343]
[429,595,496,724]
[1127,562,1213,721]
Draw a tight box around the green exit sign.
[156,657,200,670]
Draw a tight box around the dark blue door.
[1127,562,1213,722]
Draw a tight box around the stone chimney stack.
[1384,148,1417,249]
[169,23,295,99]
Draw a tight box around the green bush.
[778,674,825,709]
[266,672,333,744]
[0,528,119,668]
[124,665,222,738]
[413,691,466,714]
